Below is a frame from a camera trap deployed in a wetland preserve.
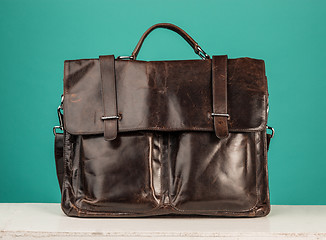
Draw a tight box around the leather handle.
[130,23,210,60]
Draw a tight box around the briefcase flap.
[63,57,267,135]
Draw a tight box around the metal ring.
[196,46,210,60]
[53,126,63,135]
[267,126,275,138]
[57,106,64,128]
[53,94,64,135]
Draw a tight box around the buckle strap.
[212,55,229,139]
[99,55,118,141]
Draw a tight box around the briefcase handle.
[128,23,210,60]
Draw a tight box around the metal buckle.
[211,113,230,120]
[117,56,134,60]
[101,115,120,120]
[196,46,210,60]
[267,126,275,138]
[53,95,64,135]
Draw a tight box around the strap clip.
[267,126,275,138]
[53,94,64,135]
[195,46,210,60]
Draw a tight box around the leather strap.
[54,133,64,192]
[99,55,118,141]
[212,55,229,139]
[267,133,272,151]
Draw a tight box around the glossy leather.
[58,130,270,217]
[63,57,267,135]
[56,23,271,217]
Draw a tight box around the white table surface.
[0,204,325,239]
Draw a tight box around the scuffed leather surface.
[58,55,271,218]
[63,57,267,135]
[60,130,270,217]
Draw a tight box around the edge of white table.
[0,204,325,239]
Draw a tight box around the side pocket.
[73,132,160,214]
[170,132,258,213]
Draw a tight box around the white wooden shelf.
[0,204,325,239]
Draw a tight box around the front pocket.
[74,132,159,214]
[169,132,258,212]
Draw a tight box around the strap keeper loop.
[211,113,230,120]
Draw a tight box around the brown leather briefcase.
[53,23,274,217]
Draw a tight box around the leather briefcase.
[53,23,274,217]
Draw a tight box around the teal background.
[0,0,325,204]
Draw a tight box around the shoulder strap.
[99,55,119,141]
[54,133,64,191]
[212,55,229,139]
